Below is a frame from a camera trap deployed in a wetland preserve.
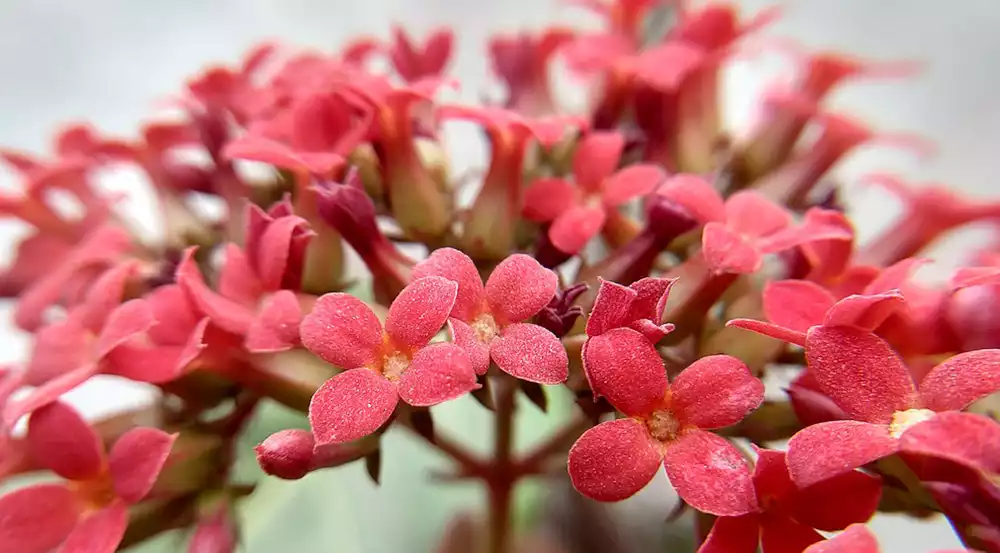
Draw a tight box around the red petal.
[300,293,383,369]
[253,214,312,291]
[217,243,264,305]
[670,355,764,429]
[725,319,807,347]
[572,131,624,192]
[4,365,100,428]
[918,349,1000,412]
[758,210,854,255]
[805,326,913,424]
[864,257,927,295]
[654,174,725,224]
[724,192,790,238]
[26,318,91,386]
[663,430,758,516]
[59,502,128,553]
[177,248,255,336]
[586,279,637,337]
[898,411,1000,475]
[412,248,485,322]
[0,484,80,553]
[627,277,675,326]
[397,343,478,406]
[104,320,208,384]
[109,427,177,503]
[601,164,664,206]
[27,401,104,481]
[790,469,882,532]
[698,515,760,553]
[634,41,706,90]
[145,285,201,345]
[786,421,898,488]
[245,291,303,353]
[94,299,156,359]
[751,447,796,500]
[385,276,457,349]
[802,524,880,553]
[308,368,398,445]
[762,280,835,334]
[703,222,762,274]
[582,327,667,416]
[823,292,906,331]
[567,418,662,502]
[77,262,136,333]
[490,323,568,384]
[759,515,823,553]
[447,319,491,375]
[548,205,606,254]
[522,178,581,222]
[485,254,558,324]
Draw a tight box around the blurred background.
[1,0,997,551]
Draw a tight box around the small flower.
[785,327,1000,487]
[585,277,675,342]
[0,401,175,553]
[522,131,665,254]
[301,276,479,444]
[698,448,881,553]
[413,248,568,384]
[569,332,764,514]
[389,26,454,83]
[488,28,574,115]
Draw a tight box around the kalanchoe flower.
[585,277,675,342]
[488,28,574,115]
[0,401,175,553]
[522,131,665,254]
[802,523,970,553]
[184,42,278,121]
[389,26,454,82]
[255,429,317,480]
[413,248,568,384]
[785,326,1000,487]
[301,276,478,444]
[535,282,588,338]
[570,331,764,513]
[897,411,1000,477]
[699,448,881,553]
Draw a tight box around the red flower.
[488,28,574,115]
[413,248,567,384]
[301,276,478,444]
[0,401,175,553]
[802,524,970,553]
[522,131,664,254]
[185,42,278,120]
[699,448,881,553]
[897,411,1000,477]
[570,332,764,513]
[785,327,1000,487]
[585,277,675,342]
[389,26,453,83]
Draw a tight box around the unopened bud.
[255,429,315,480]
[189,508,237,553]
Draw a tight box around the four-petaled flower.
[523,131,665,254]
[389,26,454,83]
[0,401,175,553]
[785,326,1000,487]
[413,248,568,384]
[302,276,479,444]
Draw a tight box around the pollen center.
[888,408,936,439]
[382,352,410,382]
[70,474,117,510]
[645,410,681,442]
[471,313,500,344]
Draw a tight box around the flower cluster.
[1,1,999,552]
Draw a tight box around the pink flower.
[802,524,970,553]
[584,277,675,343]
[301,276,479,444]
[488,28,574,115]
[389,26,453,82]
[522,131,664,254]
[413,248,567,384]
[0,401,175,553]
[569,333,764,513]
[699,448,881,553]
[785,326,1000,487]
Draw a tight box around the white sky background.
[1,0,998,550]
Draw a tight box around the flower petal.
[253,215,312,291]
[567,418,661,502]
[217,243,264,305]
[0,484,80,553]
[654,173,725,224]
[386,276,457,349]
[104,319,208,384]
[663,430,758,516]
[586,279,638,337]
[548,205,606,254]
[572,131,624,191]
[245,290,303,353]
[918,349,1000,412]
[309,368,399,445]
[670,355,764,429]
[762,280,835,334]
[26,401,104,481]
[802,524,880,553]
[485,254,558,324]
[177,248,255,335]
[398,343,478,406]
[726,318,807,347]
[25,317,91,386]
[601,164,663,207]
[703,222,762,274]
[759,515,824,553]
[582,327,667,416]
[4,365,100,428]
[805,326,914,424]
[300,293,383,369]
[447,318,490,375]
[786,421,899,488]
[491,323,568,384]
[725,192,790,238]
[698,515,760,553]
[77,262,136,333]
[522,177,580,222]
[898,411,1000,475]
[59,502,128,553]
[823,292,906,331]
[145,285,201,346]
[94,299,156,359]
[758,209,855,255]
[413,248,485,322]
[626,277,676,328]
[109,427,177,503]
[790,469,883,532]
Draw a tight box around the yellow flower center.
[645,409,681,442]
[471,312,500,344]
[382,352,410,382]
[888,408,936,439]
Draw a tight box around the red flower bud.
[255,429,316,480]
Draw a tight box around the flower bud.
[255,429,315,480]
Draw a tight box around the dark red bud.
[255,429,315,480]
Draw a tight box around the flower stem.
[488,374,517,553]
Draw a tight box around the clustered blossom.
[0,1,998,552]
